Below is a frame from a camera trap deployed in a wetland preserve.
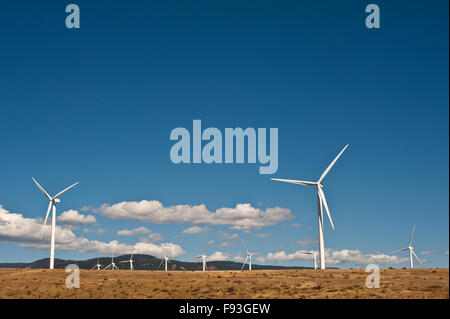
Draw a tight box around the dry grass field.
[0,268,448,299]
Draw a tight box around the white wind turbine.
[271,144,348,269]
[119,253,134,270]
[300,251,319,270]
[104,252,119,270]
[90,258,103,270]
[241,240,261,271]
[196,253,207,271]
[158,247,171,271]
[32,177,79,269]
[394,225,422,269]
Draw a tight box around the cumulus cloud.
[83,228,107,235]
[96,201,292,231]
[233,252,244,262]
[218,242,230,247]
[420,251,432,256]
[265,248,409,266]
[117,227,151,236]
[206,240,215,245]
[0,205,184,258]
[297,238,318,247]
[57,210,96,225]
[218,231,239,240]
[146,232,163,243]
[183,226,209,234]
[256,256,266,263]
[207,251,230,261]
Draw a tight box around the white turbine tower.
[104,252,119,270]
[32,177,79,269]
[241,240,261,271]
[394,225,422,269]
[300,251,319,270]
[158,248,171,271]
[196,253,207,271]
[90,258,103,270]
[271,144,348,269]
[119,253,134,270]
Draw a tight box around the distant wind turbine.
[394,225,422,269]
[300,251,319,270]
[271,144,348,269]
[104,252,119,270]
[196,253,207,271]
[158,247,171,271]
[119,253,134,270]
[32,177,79,269]
[241,240,261,271]
[90,258,103,270]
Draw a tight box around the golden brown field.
[0,268,448,299]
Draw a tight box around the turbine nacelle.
[53,198,61,203]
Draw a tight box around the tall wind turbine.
[32,177,79,269]
[90,258,103,270]
[241,240,261,271]
[196,253,207,271]
[158,248,170,271]
[300,251,319,270]
[119,253,134,270]
[104,252,119,270]
[394,225,422,269]
[271,144,348,269]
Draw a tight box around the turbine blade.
[241,256,249,270]
[242,240,249,254]
[40,202,53,240]
[52,182,79,200]
[158,260,164,268]
[409,225,416,246]
[393,248,409,253]
[411,250,422,264]
[318,144,349,183]
[271,178,317,186]
[318,188,335,230]
[32,177,51,200]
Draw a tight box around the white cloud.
[254,233,272,238]
[218,231,239,240]
[207,251,230,261]
[117,227,151,236]
[146,232,163,243]
[265,248,410,266]
[420,251,432,256]
[206,240,215,245]
[445,251,449,256]
[233,252,244,262]
[183,226,209,234]
[97,201,292,231]
[296,238,318,247]
[83,228,107,235]
[290,223,301,228]
[219,241,230,247]
[0,205,184,258]
[256,256,266,263]
[57,210,96,225]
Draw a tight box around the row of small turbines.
[32,144,423,270]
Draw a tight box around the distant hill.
[0,254,311,271]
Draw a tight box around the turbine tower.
[394,225,422,269]
[196,253,207,271]
[300,251,319,270]
[158,248,170,271]
[104,252,119,270]
[119,253,134,270]
[241,240,261,271]
[32,177,79,269]
[90,258,103,270]
[271,144,348,269]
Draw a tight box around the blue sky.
[0,0,448,268]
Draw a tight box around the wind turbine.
[119,253,134,270]
[104,252,119,270]
[32,177,79,269]
[90,258,103,270]
[241,240,261,271]
[271,144,348,269]
[196,253,207,271]
[158,248,170,271]
[394,225,422,269]
[300,251,319,270]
